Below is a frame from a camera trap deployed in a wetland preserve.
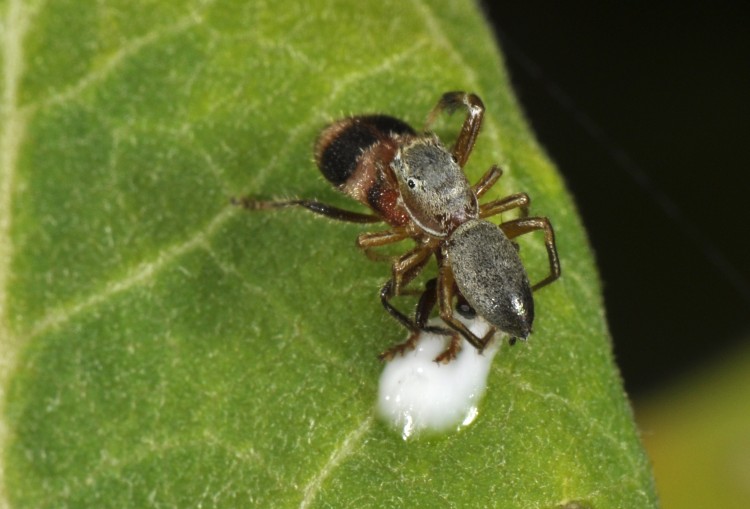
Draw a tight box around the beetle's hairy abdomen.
[315,115,415,187]
[446,220,534,339]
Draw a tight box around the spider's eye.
[451,154,458,164]
[407,179,416,189]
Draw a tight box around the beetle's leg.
[412,277,458,335]
[379,245,433,329]
[405,277,472,331]
[232,197,382,223]
[379,245,434,328]
[500,217,561,291]
[479,192,530,219]
[356,228,410,261]
[433,262,496,363]
[379,278,456,361]
[415,278,438,328]
[390,244,435,295]
[378,246,444,361]
[425,91,485,168]
[472,165,503,198]
[378,289,421,361]
[357,229,409,248]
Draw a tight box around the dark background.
[484,3,750,396]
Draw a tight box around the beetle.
[234,92,560,362]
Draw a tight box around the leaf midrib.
[0,1,33,507]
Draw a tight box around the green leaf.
[0,0,658,507]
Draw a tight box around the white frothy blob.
[377,317,501,440]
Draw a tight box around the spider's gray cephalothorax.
[391,137,477,237]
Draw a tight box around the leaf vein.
[202,245,367,375]
[28,206,235,339]
[27,3,212,114]
[298,415,373,509]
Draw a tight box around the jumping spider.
[234,91,561,362]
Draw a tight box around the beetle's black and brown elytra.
[236,92,561,363]
[315,115,415,187]
[315,115,416,227]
